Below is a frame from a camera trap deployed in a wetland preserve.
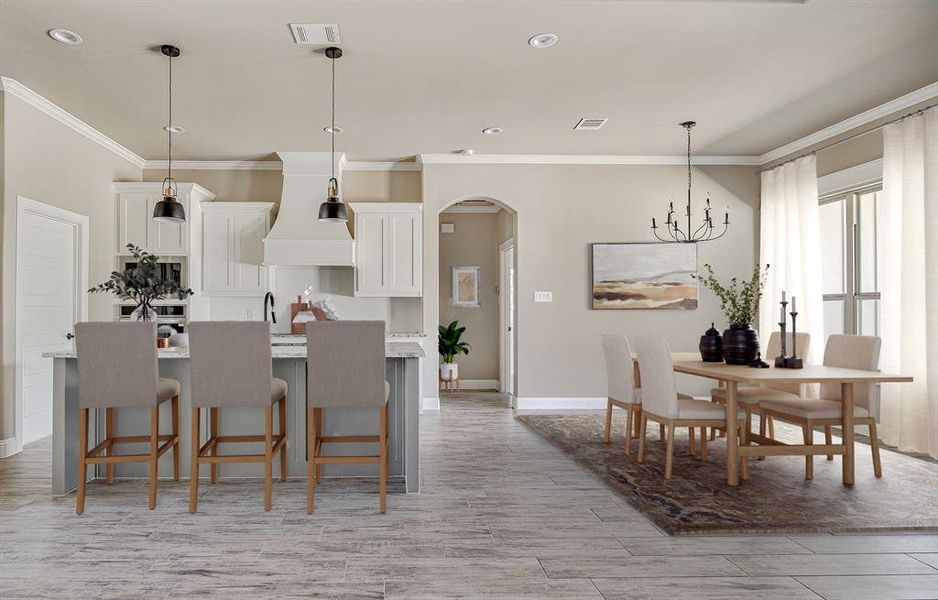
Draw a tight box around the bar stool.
[188,321,288,512]
[306,321,389,514]
[74,322,180,514]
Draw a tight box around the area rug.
[518,413,938,535]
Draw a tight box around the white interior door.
[17,198,87,448]
[499,242,515,397]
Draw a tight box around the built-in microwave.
[116,256,186,288]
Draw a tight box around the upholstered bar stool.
[188,322,288,512]
[74,322,180,514]
[306,320,389,514]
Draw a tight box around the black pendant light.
[153,44,186,224]
[318,46,347,223]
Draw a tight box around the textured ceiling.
[1,0,936,162]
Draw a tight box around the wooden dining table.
[632,354,912,487]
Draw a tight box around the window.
[819,183,882,339]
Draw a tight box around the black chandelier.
[318,46,347,223]
[650,121,729,243]
[153,44,186,224]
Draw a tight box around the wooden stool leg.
[171,396,180,481]
[188,408,200,513]
[659,423,666,443]
[637,415,648,463]
[740,417,750,481]
[700,426,708,461]
[210,407,219,484]
[264,406,273,511]
[624,405,634,455]
[803,423,814,480]
[379,404,388,514]
[105,407,114,484]
[76,408,89,515]
[825,426,834,461]
[758,412,767,461]
[688,427,696,455]
[603,399,613,443]
[768,416,775,439]
[315,408,322,483]
[869,420,883,478]
[279,396,288,481]
[306,408,316,514]
[664,422,676,479]
[633,405,643,439]
[148,405,159,510]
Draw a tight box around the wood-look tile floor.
[3,391,938,599]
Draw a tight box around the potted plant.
[438,320,471,382]
[89,244,193,322]
[693,263,769,365]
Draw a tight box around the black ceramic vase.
[699,323,724,362]
[722,325,759,365]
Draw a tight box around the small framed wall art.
[452,266,481,307]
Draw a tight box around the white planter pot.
[440,362,458,382]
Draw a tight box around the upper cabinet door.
[232,211,269,293]
[387,211,422,296]
[355,212,388,295]
[201,203,272,296]
[118,193,152,252]
[202,211,233,293]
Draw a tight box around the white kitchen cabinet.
[202,202,274,296]
[115,183,214,256]
[350,203,422,297]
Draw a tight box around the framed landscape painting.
[590,243,698,310]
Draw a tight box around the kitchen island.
[44,341,424,496]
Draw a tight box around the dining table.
[631,354,912,487]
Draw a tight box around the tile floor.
[1,391,938,599]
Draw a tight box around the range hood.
[263,152,354,266]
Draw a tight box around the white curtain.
[879,107,938,457]
[758,156,825,365]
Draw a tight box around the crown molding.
[759,81,938,165]
[143,159,420,172]
[417,154,760,166]
[346,161,421,171]
[0,76,146,169]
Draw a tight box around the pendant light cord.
[167,50,173,182]
[331,51,336,180]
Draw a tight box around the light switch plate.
[534,291,553,302]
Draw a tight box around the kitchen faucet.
[263,292,276,324]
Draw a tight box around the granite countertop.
[43,342,425,360]
[271,333,425,345]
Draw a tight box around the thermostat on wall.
[534,291,553,302]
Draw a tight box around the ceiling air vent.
[574,117,608,131]
[289,24,340,45]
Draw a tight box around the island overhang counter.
[44,342,424,496]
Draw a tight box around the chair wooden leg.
[739,418,750,481]
[105,407,114,484]
[709,422,716,441]
[659,423,666,443]
[279,396,288,481]
[379,404,388,513]
[869,419,883,478]
[76,408,89,515]
[264,407,273,512]
[315,408,323,483]
[633,406,643,439]
[210,407,219,484]
[700,426,708,461]
[188,408,200,513]
[758,411,767,461]
[825,426,834,461]
[148,406,159,510]
[603,399,613,443]
[664,422,676,479]
[688,427,696,456]
[306,408,316,514]
[171,396,180,481]
[803,423,814,480]
[768,416,775,439]
[623,405,634,455]
[637,415,648,464]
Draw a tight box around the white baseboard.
[515,397,608,411]
[459,379,500,390]
[422,397,441,411]
[0,436,20,458]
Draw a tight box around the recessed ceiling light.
[48,28,83,45]
[164,125,186,133]
[482,127,503,136]
[458,149,474,156]
[324,126,343,134]
[528,33,558,49]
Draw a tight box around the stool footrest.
[319,435,380,444]
[312,455,380,465]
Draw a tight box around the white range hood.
[263,151,354,266]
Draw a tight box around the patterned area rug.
[518,412,938,535]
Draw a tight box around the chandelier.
[650,121,729,243]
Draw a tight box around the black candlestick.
[787,310,804,369]
[775,299,790,368]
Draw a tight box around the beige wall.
[1,93,142,440]
[421,163,760,400]
[438,211,501,381]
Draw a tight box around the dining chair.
[74,322,180,514]
[601,334,642,453]
[188,321,288,512]
[759,334,882,479]
[634,337,745,478]
[306,321,389,513]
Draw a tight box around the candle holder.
[775,299,789,368]
[786,310,804,369]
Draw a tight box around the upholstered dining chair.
[601,334,642,454]
[634,338,746,477]
[188,321,288,512]
[710,331,811,444]
[306,321,389,513]
[74,322,180,514]
[759,334,883,479]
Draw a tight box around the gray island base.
[46,342,424,496]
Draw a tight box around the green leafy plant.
[438,320,471,364]
[89,244,193,320]
[692,263,769,328]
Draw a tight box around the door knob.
[65,333,75,340]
